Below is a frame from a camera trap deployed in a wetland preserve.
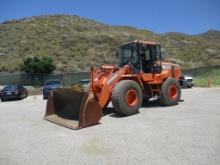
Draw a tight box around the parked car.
[0,85,28,101]
[43,79,62,99]
[179,75,194,88]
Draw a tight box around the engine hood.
[161,62,180,69]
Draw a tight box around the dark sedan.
[43,79,62,99]
[0,85,28,101]
[79,79,90,89]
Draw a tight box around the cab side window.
[141,45,152,73]
[155,45,161,60]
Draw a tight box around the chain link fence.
[0,72,90,86]
[1,65,219,87]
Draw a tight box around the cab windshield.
[119,43,139,67]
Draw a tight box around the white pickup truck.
[179,75,194,88]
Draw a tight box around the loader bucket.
[44,88,102,129]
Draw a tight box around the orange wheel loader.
[44,40,181,129]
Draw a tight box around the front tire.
[159,78,181,106]
[111,80,143,116]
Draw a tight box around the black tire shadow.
[103,107,114,116]
[1,98,24,102]
[141,98,163,108]
[102,107,127,118]
[102,97,181,118]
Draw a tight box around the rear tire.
[24,91,28,98]
[159,78,181,106]
[187,84,193,88]
[19,94,23,100]
[111,80,143,116]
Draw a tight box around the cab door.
[140,44,154,81]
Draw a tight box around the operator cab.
[119,40,162,73]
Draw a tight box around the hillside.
[0,14,220,73]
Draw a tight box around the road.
[0,88,220,165]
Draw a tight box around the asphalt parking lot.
[0,88,220,165]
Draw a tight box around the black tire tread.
[111,80,143,116]
[159,78,181,106]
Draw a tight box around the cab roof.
[120,40,160,47]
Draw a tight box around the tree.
[20,56,56,74]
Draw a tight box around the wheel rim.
[168,84,178,99]
[125,89,138,106]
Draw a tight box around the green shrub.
[20,56,56,74]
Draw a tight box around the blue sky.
[0,0,220,34]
